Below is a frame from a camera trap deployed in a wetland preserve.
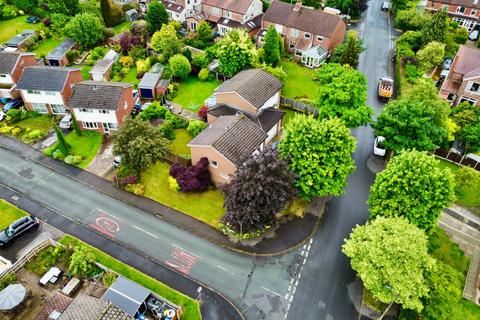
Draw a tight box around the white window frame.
[295,49,302,57]
[79,108,92,113]
[290,28,299,37]
[466,81,480,94]
[289,41,296,49]
[190,21,197,30]
[446,93,456,102]
[471,8,478,16]
[82,121,98,129]
[459,96,477,105]
[99,109,110,114]
[209,160,218,168]
[50,104,66,114]
[226,10,232,18]
[0,74,7,78]
[317,35,324,41]
[32,103,48,114]
[456,6,465,13]
[27,90,41,95]
[45,91,56,96]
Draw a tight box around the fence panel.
[280,96,318,116]
[164,151,192,167]
[432,148,480,172]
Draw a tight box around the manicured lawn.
[113,21,131,34]
[64,131,103,169]
[80,65,92,80]
[281,61,318,101]
[436,159,480,215]
[0,199,28,230]
[60,235,201,320]
[15,115,54,143]
[141,162,225,227]
[122,67,140,87]
[170,129,192,156]
[0,16,34,44]
[172,76,220,112]
[280,107,300,126]
[33,37,64,57]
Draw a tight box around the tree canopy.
[342,217,434,312]
[169,54,192,79]
[100,0,123,28]
[146,0,169,34]
[314,63,372,128]
[451,102,480,153]
[217,29,257,77]
[46,0,80,16]
[339,30,363,68]
[279,115,356,200]
[421,8,447,44]
[197,20,213,44]
[262,25,281,66]
[112,117,168,172]
[417,41,445,72]
[222,148,297,234]
[368,150,455,232]
[64,12,104,46]
[151,23,181,60]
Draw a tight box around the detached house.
[161,0,202,22]
[425,0,480,31]
[69,81,135,134]
[0,52,36,99]
[16,66,83,115]
[259,1,346,68]
[188,68,284,184]
[186,0,263,36]
[440,45,480,107]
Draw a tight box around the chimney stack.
[293,1,302,11]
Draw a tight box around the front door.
[103,123,109,134]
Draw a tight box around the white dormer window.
[0,74,6,78]
[304,32,311,39]
[99,109,110,114]
[456,6,465,13]
[317,35,324,41]
[45,91,56,96]
[290,28,299,37]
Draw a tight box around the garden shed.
[102,276,149,317]
[46,38,76,67]
[5,30,35,50]
[138,71,169,100]
[125,9,139,22]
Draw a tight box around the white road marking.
[262,286,281,296]
[131,225,159,239]
[216,265,235,275]
[97,208,122,221]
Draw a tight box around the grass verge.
[172,76,220,112]
[59,235,201,320]
[141,162,225,227]
[0,199,28,230]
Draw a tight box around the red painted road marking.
[165,247,198,275]
[89,212,121,239]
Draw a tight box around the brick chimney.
[293,1,302,12]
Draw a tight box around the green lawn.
[0,199,28,230]
[281,61,318,101]
[141,162,225,227]
[15,115,54,143]
[170,129,192,156]
[64,131,103,169]
[80,65,92,80]
[0,16,34,44]
[33,37,64,58]
[122,67,140,87]
[172,76,220,112]
[436,159,480,215]
[60,235,201,320]
[113,21,131,34]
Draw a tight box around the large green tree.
[339,30,362,68]
[451,102,480,153]
[169,54,191,79]
[325,0,368,15]
[217,29,257,77]
[100,0,123,27]
[112,117,168,172]
[146,0,169,35]
[314,63,372,128]
[342,217,434,314]
[421,8,448,44]
[12,0,37,11]
[46,0,80,16]
[151,23,181,60]
[416,41,445,72]
[279,115,356,200]
[197,20,213,44]
[331,30,364,65]
[262,25,281,66]
[221,148,297,234]
[368,150,455,232]
[64,12,105,46]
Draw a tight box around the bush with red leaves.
[169,157,211,192]
[197,105,208,121]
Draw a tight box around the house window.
[456,6,465,13]
[467,82,480,93]
[259,37,264,43]
[99,109,110,114]
[32,103,48,114]
[290,28,299,37]
[295,50,302,57]
[27,90,41,95]
[289,41,296,49]
[226,10,232,18]
[472,8,478,15]
[50,104,66,114]
[0,74,6,78]
[317,35,324,41]
[447,93,456,102]
[459,96,477,105]
[82,121,98,129]
[209,160,218,168]
[175,13,179,17]
[304,32,311,39]
[190,21,197,30]
[79,108,91,113]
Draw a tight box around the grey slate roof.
[69,81,131,110]
[6,30,35,47]
[90,58,115,75]
[102,276,150,317]
[138,72,161,89]
[16,66,76,92]
[215,69,282,109]
[59,294,107,320]
[0,52,33,74]
[188,115,268,165]
[46,38,75,60]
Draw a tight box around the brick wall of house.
[189,145,237,185]
[61,70,83,105]
[456,76,480,107]
[214,92,258,113]
[115,86,135,127]
[11,55,37,83]
[203,4,245,22]
[426,1,480,20]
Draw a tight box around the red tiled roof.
[451,45,480,76]
[202,0,253,14]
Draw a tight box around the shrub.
[89,46,106,61]
[0,125,13,134]
[0,273,17,291]
[69,245,98,277]
[169,157,211,192]
[102,272,117,287]
[124,183,145,195]
[136,59,149,73]
[11,127,22,137]
[28,129,43,139]
[192,52,209,68]
[187,120,207,137]
[43,145,57,157]
[405,62,421,83]
[198,68,210,81]
[455,166,479,189]
[165,112,188,129]
[168,176,180,192]
[140,102,169,120]
[119,56,134,68]
[64,155,82,165]
[159,121,175,140]
[52,149,63,160]
[197,105,208,121]
[6,109,22,123]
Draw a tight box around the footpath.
[0,135,319,255]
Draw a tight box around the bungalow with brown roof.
[259,1,347,68]
[0,51,37,99]
[186,0,263,37]
[439,45,480,107]
[188,68,284,184]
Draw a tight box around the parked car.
[113,155,122,168]
[381,1,391,11]
[26,16,41,23]
[0,215,40,247]
[442,57,453,71]
[373,136,386,157]
[0,111,5,122]
[59,114,72,129]
[0,97,10,105]
[2,99,23,112]
[469,30,479,41]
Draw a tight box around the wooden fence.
[431,148,480,172]
[279,96,318,116]
[164,150,191,167]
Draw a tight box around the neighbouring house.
[5,30,35,50]
[45,38,76,67]
[16,66,83,115]
[125,8,139,21]
[69,81,135,134]
[161,0,202,22]
[186,0,263,37]
[0,51,37,99]
[425,0,480,31]
[188,68,284,185]
[259,1,346,68]
[439,45,480,107]
[89,50,119,81]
